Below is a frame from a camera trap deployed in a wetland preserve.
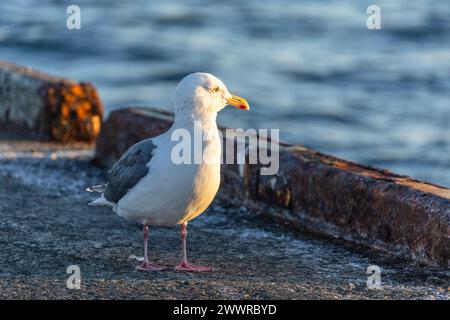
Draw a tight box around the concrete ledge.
[94,107,450,267]
[0,61,103,142]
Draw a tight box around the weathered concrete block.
[94,107,450,266]
[0,60,103,142]
[94,108,173,168]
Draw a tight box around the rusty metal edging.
[0,60,103,142]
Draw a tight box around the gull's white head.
[172,73,249,120]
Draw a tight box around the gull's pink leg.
[136,224,167,272]
[175,222,211,272]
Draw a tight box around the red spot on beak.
[239,105,247,110]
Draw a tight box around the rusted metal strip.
[94,107,450,266]
[0,61,103,142]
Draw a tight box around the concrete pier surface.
[95,108,450,267]
[0,139,448,299]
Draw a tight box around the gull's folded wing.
[104,139,156,203]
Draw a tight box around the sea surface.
[0,0,449,186]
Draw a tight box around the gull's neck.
[173,111,218,131]
[168,111,219,144]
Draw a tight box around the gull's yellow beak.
[227,95,250,110]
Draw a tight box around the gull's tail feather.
[86,184,106,193]
[88,197,106,206]
[88,194,116,209]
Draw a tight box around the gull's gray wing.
[103,138,156,203]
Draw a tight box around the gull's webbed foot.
[175,261,211,272]
[136,261,167,272]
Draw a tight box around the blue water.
[0,0,449,186]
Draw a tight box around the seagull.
[87,73,249,272]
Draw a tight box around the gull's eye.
[210,86,220,93]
